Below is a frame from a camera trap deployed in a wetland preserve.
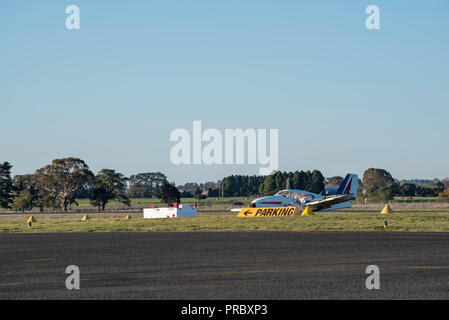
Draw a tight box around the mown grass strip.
[1,209,449,233]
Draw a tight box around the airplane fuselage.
[250,189,354,212]
[249,174,358,212]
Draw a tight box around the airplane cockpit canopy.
[275,190,314,201]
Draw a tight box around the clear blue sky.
[1,1,448,184]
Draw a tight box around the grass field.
[69,197,449,208]
[0,197,252,213]
[1,207,449,233]
[2,197,447,214]
[73,197,246,209]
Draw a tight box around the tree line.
[0,158,181,212]
[359,168,448,202]
[221,170,325,197]
[176,181,221,199]
[2,159,449,212]
[220,168,449,201]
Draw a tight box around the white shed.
[143,204,197,219]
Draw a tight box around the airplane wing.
[305,194,355,211]
[306,174,358,212]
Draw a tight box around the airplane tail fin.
[336,174,358,198]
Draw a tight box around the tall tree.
[34,158,94,211]
[0,162,14,208]
[90,169,130,210]
[292,170,307,190]
[362,168,394,188]
[182,182,201,195]
[13,174,36,192]
[273,171,285,191]
[12,174,41,211]
[397,182,417,197]
[308,170,325,194]
[12,189,35,212]
[128,172,168,198]
[374,186,394,203]
[158,181,181,204]
[326,176,344,187]
[259,174,278,195]
[285,177,291,189]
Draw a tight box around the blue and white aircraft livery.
[247,174,358,212]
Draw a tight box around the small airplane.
[233,174,358,212]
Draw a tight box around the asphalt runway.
[1,231,449,299]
